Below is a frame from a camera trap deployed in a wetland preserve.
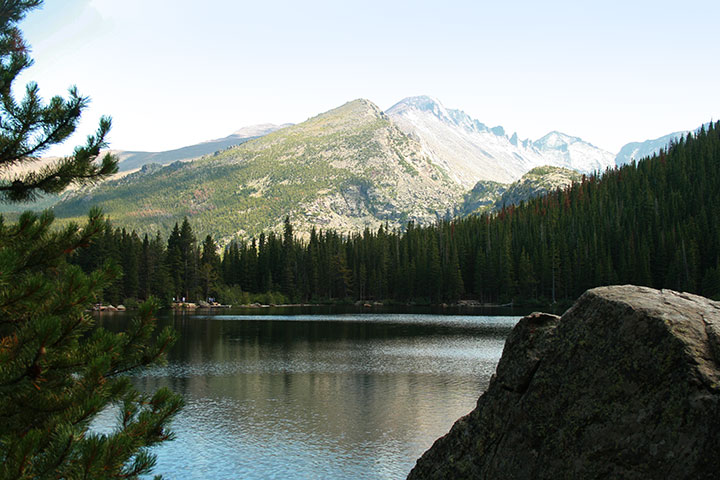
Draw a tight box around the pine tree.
[444,240,465,301]
[200,234,220,300]
[149,231,171,303]
[120,229,139,301]
[178,217,198,301]
[0,3,182,478]
[281,216,296,298]
[165,223,182,301]
[139,234,151,300]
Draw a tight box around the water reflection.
[96,312,518,479]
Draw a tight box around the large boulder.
[407,285,720,479]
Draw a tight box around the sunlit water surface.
[94,311,519,479]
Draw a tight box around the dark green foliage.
[0,212,184,479]
[0,3,182,478]
[199,234,221,300]
[177,217,198,301]
[165,223,183,301]
[281,216,296,298]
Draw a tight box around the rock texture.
[407,285,720,480]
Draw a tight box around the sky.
[16,0,720,156]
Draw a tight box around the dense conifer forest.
[71,122,720,306]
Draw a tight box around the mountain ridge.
[110,123,292,172]
[386,96,615,187]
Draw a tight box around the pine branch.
[0,117,117,202]
[0,86,85,164]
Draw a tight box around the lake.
[95,308,521,479]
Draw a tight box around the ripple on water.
[92,314,519,479]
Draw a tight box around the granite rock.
[407,286,720,479]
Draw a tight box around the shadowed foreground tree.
[0,2,182,478]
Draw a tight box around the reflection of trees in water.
[104,313,514,478]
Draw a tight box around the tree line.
[71,122,720,306]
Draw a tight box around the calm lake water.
[95,308,521,479]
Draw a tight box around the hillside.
[457,180,508,216]
[0,124,290,217]
[54,100,462,241]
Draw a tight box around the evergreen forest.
[71,122,720,306]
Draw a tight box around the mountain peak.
[387,96,488,136]
[318,98,383,120]
[389,95,443,112]
[531,131,614,173]
[386,96,449,125]
[534,131,581,148]
[290,99,386,135]
[342,98,381,112]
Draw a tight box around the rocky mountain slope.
[0,124,290,217]
[386,96,615,186]
[408,285,720,479]
[456,180,508,216]
[458,166,581,215]
[493,165,581,211]
[53,99,462,241]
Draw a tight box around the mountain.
[111,123,291,172]
[18,96,709,241]
[386,96,615,187]
[53,99,463,241]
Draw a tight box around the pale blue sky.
[17,0,720,156]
